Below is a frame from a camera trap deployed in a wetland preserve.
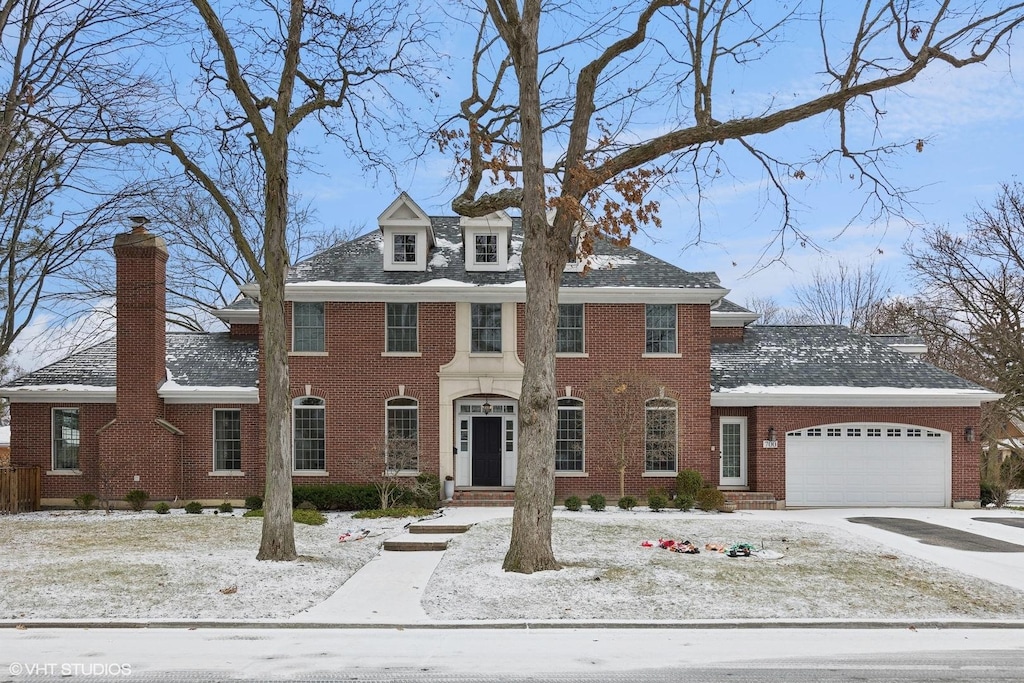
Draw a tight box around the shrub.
[125,489,149,512]
[218,502,234,514]
[293,483,379,511]
[564,495,582,511]
[587,493,606,511]
[695,486,726,512]
[154,502,171,515]
[296,500,317,510]
[647,492,668,512]
[354,507,435,519]
[73,493,97,511]
[675,494,695,511]
[244,495,263,510]
[243,508,327,525]
[412,473,442,509]
[676,469,703,499]
[184,501,203,514]
[617,495,637,510]
[981,480,1008,507]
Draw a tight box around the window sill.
[208,470,246,477]
[46,469,82,476]
[289,351,328,357]
[642,471,678,477]
[555,352,588,359]
[555,471,588,477]
[642,353,682,359]
[292,470,329,477]
[384,470,420,478]
[469,352,503,357]
[381,351,422,358]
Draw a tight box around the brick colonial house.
[2,193,999,508]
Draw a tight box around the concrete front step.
[448,488,516,507]
[382,537,450,552]
[722,491,779,511]
[407,523,472,534]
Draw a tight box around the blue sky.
[10,4,1024,373]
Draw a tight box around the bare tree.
[0,0,156,359]
[792,261,891,331]
[905,182,1024,451]
[447,1,1024,572]
[743,296,812,326]
[587,371,660,499]
[67,1,436,560]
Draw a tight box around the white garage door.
[785,423,950,507]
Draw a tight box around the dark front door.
[472,416,502,486]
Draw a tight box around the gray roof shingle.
[287,218,722,290]
[6,333,257,389]
[711,325,981,391]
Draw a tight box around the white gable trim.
[160,385,259,404]
[2,386,116,403]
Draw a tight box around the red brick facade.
[6,226,985,508]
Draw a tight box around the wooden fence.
[0,466,41,514]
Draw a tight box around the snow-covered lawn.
[3,508,1024,621]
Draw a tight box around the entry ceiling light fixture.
[482,400,493,414]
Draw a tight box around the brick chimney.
[112,218,168,419]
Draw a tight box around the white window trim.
[385,302,419,354]
[556,303,585,355]
[385,396,420,476]
[555,397,585,474]
[212,408,243,473]
[382,226,430,271]
[292,396,327,473]
[464,227,508,271]
[645,303,678,355]
[51,407,80,472]
[291,302,325,353]
[644,398,678,474]
[470,302,503,354]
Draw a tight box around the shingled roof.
[711,326,994,403]
[287,217,722,291]
[4,333,258,398]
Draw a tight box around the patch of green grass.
[353,507,435,519]
[242,508,327,525]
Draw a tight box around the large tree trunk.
[502,0,563,574]
[257,155,297,561]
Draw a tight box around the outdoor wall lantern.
[965,426,975,442]
[767,427,776,442]
[482,401,493,414]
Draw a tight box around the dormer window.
[394,234,417,263]
[462,210,512,272]
[378,193,435,272]
[474,234,499,264]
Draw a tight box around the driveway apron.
[848,517,1024,552]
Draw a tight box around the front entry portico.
[455,399,518,487]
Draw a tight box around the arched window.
[386,397,418,472]
[556,398,584,472]
[645,397,677,472]
[293,396,325,471]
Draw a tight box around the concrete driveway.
[747,507,1024,593]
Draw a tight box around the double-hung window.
[557,303,584,354]
[293,397,325,471]
[292,302,325,352]
[474,234,498,264]
[52,408,80,470]
[386,303,418,353]
[471,303,502,353]
[393,234,417,263]
[645,304,677,354]
[555,398,584,472]
[386,397,419,472]
[645,398,677,472]
[213,409,242,471]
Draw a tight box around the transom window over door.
[293,397,325,471]
[556,398,584,471]
[471,303,502,352]
[645,304,677,354]
[645,397,677,472]
[292,302,324,352]
[386,303,418,352]
[52,408,80,470]
[557,303,584,353]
